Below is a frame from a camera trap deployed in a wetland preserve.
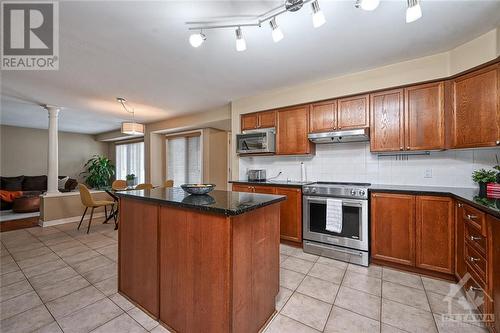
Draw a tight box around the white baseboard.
[41,212,107,227]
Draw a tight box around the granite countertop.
[229,180,314,188]
[370,184,499,218]
[116,187,286,216]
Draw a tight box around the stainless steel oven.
[236,128,275,154]
[302,182,370,266]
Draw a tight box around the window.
[115,141,145,183]
[167,134,201,186]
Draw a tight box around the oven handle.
[304,196,365,208]
[304,241,364,257]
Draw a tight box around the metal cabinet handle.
[468,286,482,292]
[496,140,500,145]
[467,214,477,220]
[400,147,403,151]
[470,235,482,241]
[406,146,410,150]
[458,203,463,208]
[469,256,480,263]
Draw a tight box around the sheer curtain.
[115,141,145,183]
[167,135,201,186]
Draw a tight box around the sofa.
[0,175,78,212]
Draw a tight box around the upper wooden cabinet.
[241,110,276,131]
[337,94,369,130]
[277,105,314,155]
[309,100,337,133]
[451,64,499,148]
[415,196,454,274]
[309,94,369,133]
[370,89,405,152]
[371,192,415,266]
[405,82,445,150]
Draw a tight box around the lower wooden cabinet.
[232,184,302,244]
[488,214,500,332]
[371,192,455,276]
[371,193,415,266]
[415,196,454,274]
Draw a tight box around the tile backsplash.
[239,142,500,188]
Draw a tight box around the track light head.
[406,0,422,23]
[235,27,247,51]
[189,31,206,48]
[356,0,380,11]
[269,17,284,43]
[311,1,326,28]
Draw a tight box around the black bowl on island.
[180,184,216,195]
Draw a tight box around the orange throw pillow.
[0,190,24,203]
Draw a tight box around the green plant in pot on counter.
[472,168,497,197]
[81,155,115,189]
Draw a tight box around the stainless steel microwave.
[236,128,276,154]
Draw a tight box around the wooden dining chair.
[164,179,174,188]
[77,184,115,234]
[135,183,154,190]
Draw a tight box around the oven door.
[303,195,368,251]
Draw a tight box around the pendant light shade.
[406,0,422,23]
[235,27,247,51]
[121,122,144,135]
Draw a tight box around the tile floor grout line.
[423,286,442,333]
[278,312,323,332]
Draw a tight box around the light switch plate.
[424,169,433,178]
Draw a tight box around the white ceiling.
[1,1,500,134]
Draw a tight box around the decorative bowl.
[180,184,216,195]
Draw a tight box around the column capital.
[45,105,60,116]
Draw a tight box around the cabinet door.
[253,185,277,195]
[452,64,499,148]
[309,100,336,133]
[455,201,466,280]
[277,106,314,155]
[258,110,276,129]
[405,82,445,150]
[415,196,454,274]
[370,89,405,152]
[337,94,369,130]
[241,113,258,131]
[275,187,302,243]
[487,215,500,333]
[371,193,415,266]
[232,184,254,193]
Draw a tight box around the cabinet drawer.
[464,269,486,313]
[464,222,487,255]
[462,204,486,235]
[465,243,487,282]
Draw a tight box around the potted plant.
[472,168,497,197]
[81,155,115,189]
[126,174,136,187]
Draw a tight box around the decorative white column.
[46,106,60,194]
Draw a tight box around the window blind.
[115,141,145,183]
[167,135,201,186]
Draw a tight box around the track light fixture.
[189,30,206,48]
[311,0,326,28]
[406,0,422,23]
[356,0,380,11]
[269,17,284,43]
[235,27,247,51]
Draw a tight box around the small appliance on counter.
[247,169,267,182]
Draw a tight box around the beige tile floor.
[0,221,488,333]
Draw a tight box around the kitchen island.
[116,187,285,333]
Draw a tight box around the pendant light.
[406,0,422,23]
[269,17,284,43]
[117,97,144,135]
[311,0,326,28]
[235,27,247,51]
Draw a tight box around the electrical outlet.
[424,169,433,178]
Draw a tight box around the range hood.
[308,128,370,144]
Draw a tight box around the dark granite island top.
[115,187,286,216]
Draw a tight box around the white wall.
[239,144,499,188]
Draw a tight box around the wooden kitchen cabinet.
[231,183,303,244]
[455,201,466,280]
[451,64,499,148]
[487,214,500,333]
[405,82,445,150]
[241,110,276,131]
[277,105,314,155]
[371,193,416,266]
[337,94,369,129]
[275,187,302,244]
[416,196,454,274]
[370,89,405,152]
[309,100,337,133]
